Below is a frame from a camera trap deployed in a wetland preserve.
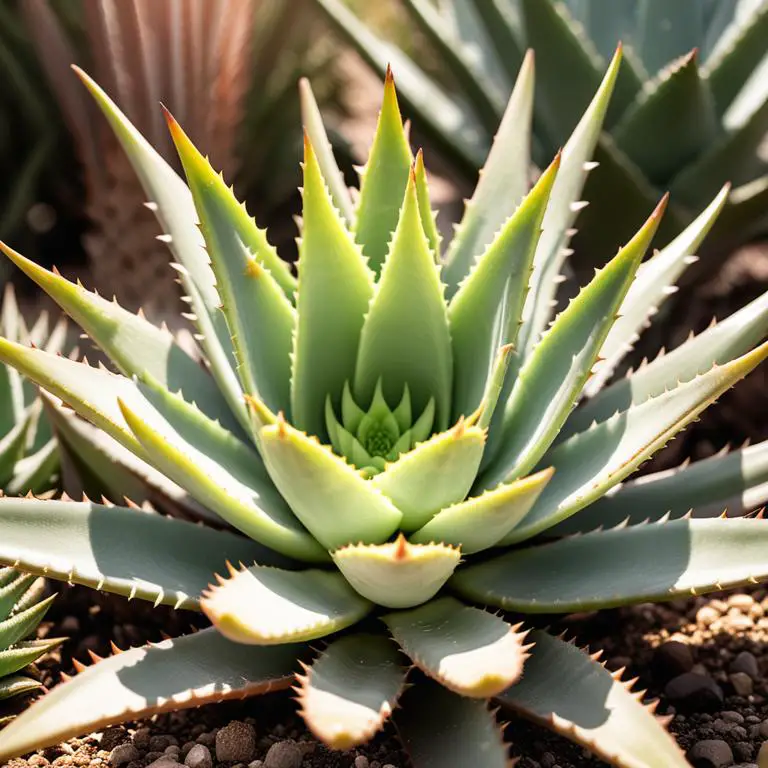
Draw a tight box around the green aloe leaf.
[299,78,355,225]
[0,676,41,702]
[553,440,768,535]
[443,50,534,293]
[410,467,553,554]
[497,631,688,768]
[635,0,703,74]
[332,537,460,609]
[384,597,528,697]
[414,150,441,260]
[258,417,402,550]
[466,0,525,85]
[613,51,720,186]
[0,629,304,762]
[355,170,452,427]
[0,243,240,433]
[582,185,730,398]
[201,565,371,645]
[455,518,768,613]
[0,595,54,652]
[74,68,246,430]
[296,634,407,750]
[448,152,558,419]
[5,438,60,498]
[396,679,510,768]
[566,287,768,438]
[0,406,34,489]
[292,136,375,439]
[480,200,664,490]
[372,422,486,532]
[354,68,413,273]
[166,113,295,414]
[0,497,282,608]
[117,399,324,562]
[0,638,63,679]
[0,573,37,620]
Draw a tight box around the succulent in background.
[3,52,768,766]
[0,569,59,722]
[0,285,65,497]
[312,0,768,267]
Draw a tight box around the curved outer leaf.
[166,113,295,414]
[582,185,730,398]
[258,417,402,550]
[201,564,371,645]
[384,597,528,697]
[553,439,768,535]
[311,0,487,174]
[410,467,553,553]
[299,78,355,225]
[371,423,486,532]
[292,136,375,439]
[397,678,510,768]
[497,631,688,768]
[355,170,452,428]
[517,46,623,366]
[566,286,768,437]
[0,244,239,433]
[479,200,663,490]
[332,537,460,609]
[0,497,282,608]
[117,400,324,562]
[443,50,534,294]
[500,341,768,543]
[296,634,407,750]
[73,68,247,432]
[448,153,559,420]
[0,629,304,762]
[455,517,768,613]
[354,67,413,273]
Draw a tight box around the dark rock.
[732,652,760,680]
[665,673,724,712]
[652,641,694,683]
[101,729,129,752]
[215,721,256,763]
[686,739,734,768]
[263,741,302,768]
[184,745,212,768]
[132,729,151,751]
[109,745,140,767]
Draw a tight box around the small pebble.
[665,672,724,712]
[101,730,128,752]
[731,672,755,696]
[652,641,694,682]
[216,722,256,763]
[109,745,139,767]
[687,739,734,768]
[355,757,370,768]
[184,745,212,768]
[263,740,302,768]
[132,729,151,751]
[732,652,760,680]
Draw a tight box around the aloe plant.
[0,284,65,497]
[1,51,768,766]
[312,0,768,264]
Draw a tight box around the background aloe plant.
[1,50,768,767]
[311,0,768,269]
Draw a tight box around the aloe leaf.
[372,422,486,532]
[705,3,768,114]
[0,595,54,651]
[0,406,34,489]
[414,150,441,260]
[400,0,503,131]
[613,51,720,186]
[201,565,371,645]
[497,631,688,767]
[0,628,303,762]
[384,597,527,697]
[292,136,375,439]
[332,537,460,609]
[5,437,59,497]
[258,417,402,550]
[443,50,534,294]
[0,639,63,679]
[500,342,768,543]
[74,69,246,429]
[566,287,768,438]
[410,467,553,554]
[0,243,240,433]
[517,48,624,366]
[311,0,487,173]
[479,201,663,490]
[0,497,282,608]
[456,517,768,613]
[117,398,323,562]
[465,0,525,84]
[166,114,295,413]
[296,634,407,750]
[448,153,558,419]
[299,78,355,225]
[582,185,730,399]
[0,573,37,620]
[397,679,510,768]
[0,676,41,702]
[355,171,452,426]
[470,344,515,431]
[354,68,413,273]
[635,0,704,74]
[711,174,768,251]
[553,440,768,535]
